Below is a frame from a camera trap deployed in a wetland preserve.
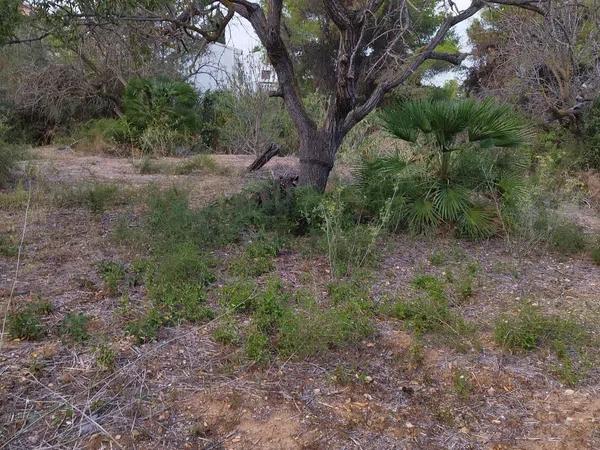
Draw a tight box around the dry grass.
[1,147,599,449]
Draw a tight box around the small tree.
[6,0,548,190]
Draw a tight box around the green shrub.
[123,78,201,134]
[218,278,259,312]
[0,233,18,257]
[6,299,52,340]
[97,260,127,296]
[549,222,586,255]
[356,97,531,238]
[51,183,127,214]
[95,343,116,371]
[60,313,90,344]
[7,310,45,340]
[213,316,241,346]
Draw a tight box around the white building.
[190,42,277,92]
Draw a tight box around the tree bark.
[297,129,338,191]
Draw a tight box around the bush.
[0,142,21,188]
[6,299,53,341]
[581,98,600,170]
[549,222,586,255]
[592,239,600,265]
[387,274,474,349]
[60,313,90,344]
[357,97,531,238]
[123,77,201,134]
[494,303,590,384]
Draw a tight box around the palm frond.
[458,205,496,238]
[433,183,471,221]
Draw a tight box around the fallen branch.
[247,143,282,172]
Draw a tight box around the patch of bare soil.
[1,149,599,449]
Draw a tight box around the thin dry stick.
[0,179,32,352]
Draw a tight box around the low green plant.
[0,233,18,257]
[0,181,29,209]
[51,183,127,214]
[213,316,241,346]
[451,368,472,399]
[429,250,446,266]
[549,222,586,255]
[6,299,52,341]
[389,275,474,349]
[7,310,45,340]
[218,278,259,312]
[172,155,229,175]
[494,303,591,385]
[592,242,600,266]
[0,141,21,187]
[137,157,166,174]
[95,343,116,371]
[60,313,90,344]
[97,260,127,296]
[306,188,391,276]
[229,236,282,277]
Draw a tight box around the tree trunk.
[297,130,337,192]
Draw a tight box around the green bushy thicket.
[79,78,203,156]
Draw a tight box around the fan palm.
[357,98,531,238]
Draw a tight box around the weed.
[229,236,282,277]
[549,222,586,255]
[218,278,259,312]
[327,278,371,306]
[95,343,116,371]
[97,260,127,296]
[137,157,166,174]
[0,233,18,257]
[60,313,90,344]
[245,330,271,363]
[451,368,472,399]
[429,250,446,266]
[126,309,163,344]
[591,239,600,265]
[7,310,45,340]
[0,181,29,209]
[390,275,474,349]
[6,299,52,340]
[407,340,424,368]
[277,299,373,358]
[213,316,241,346]
[172,155,229,175]
[51,183,129,214]
[494,303,591,385]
